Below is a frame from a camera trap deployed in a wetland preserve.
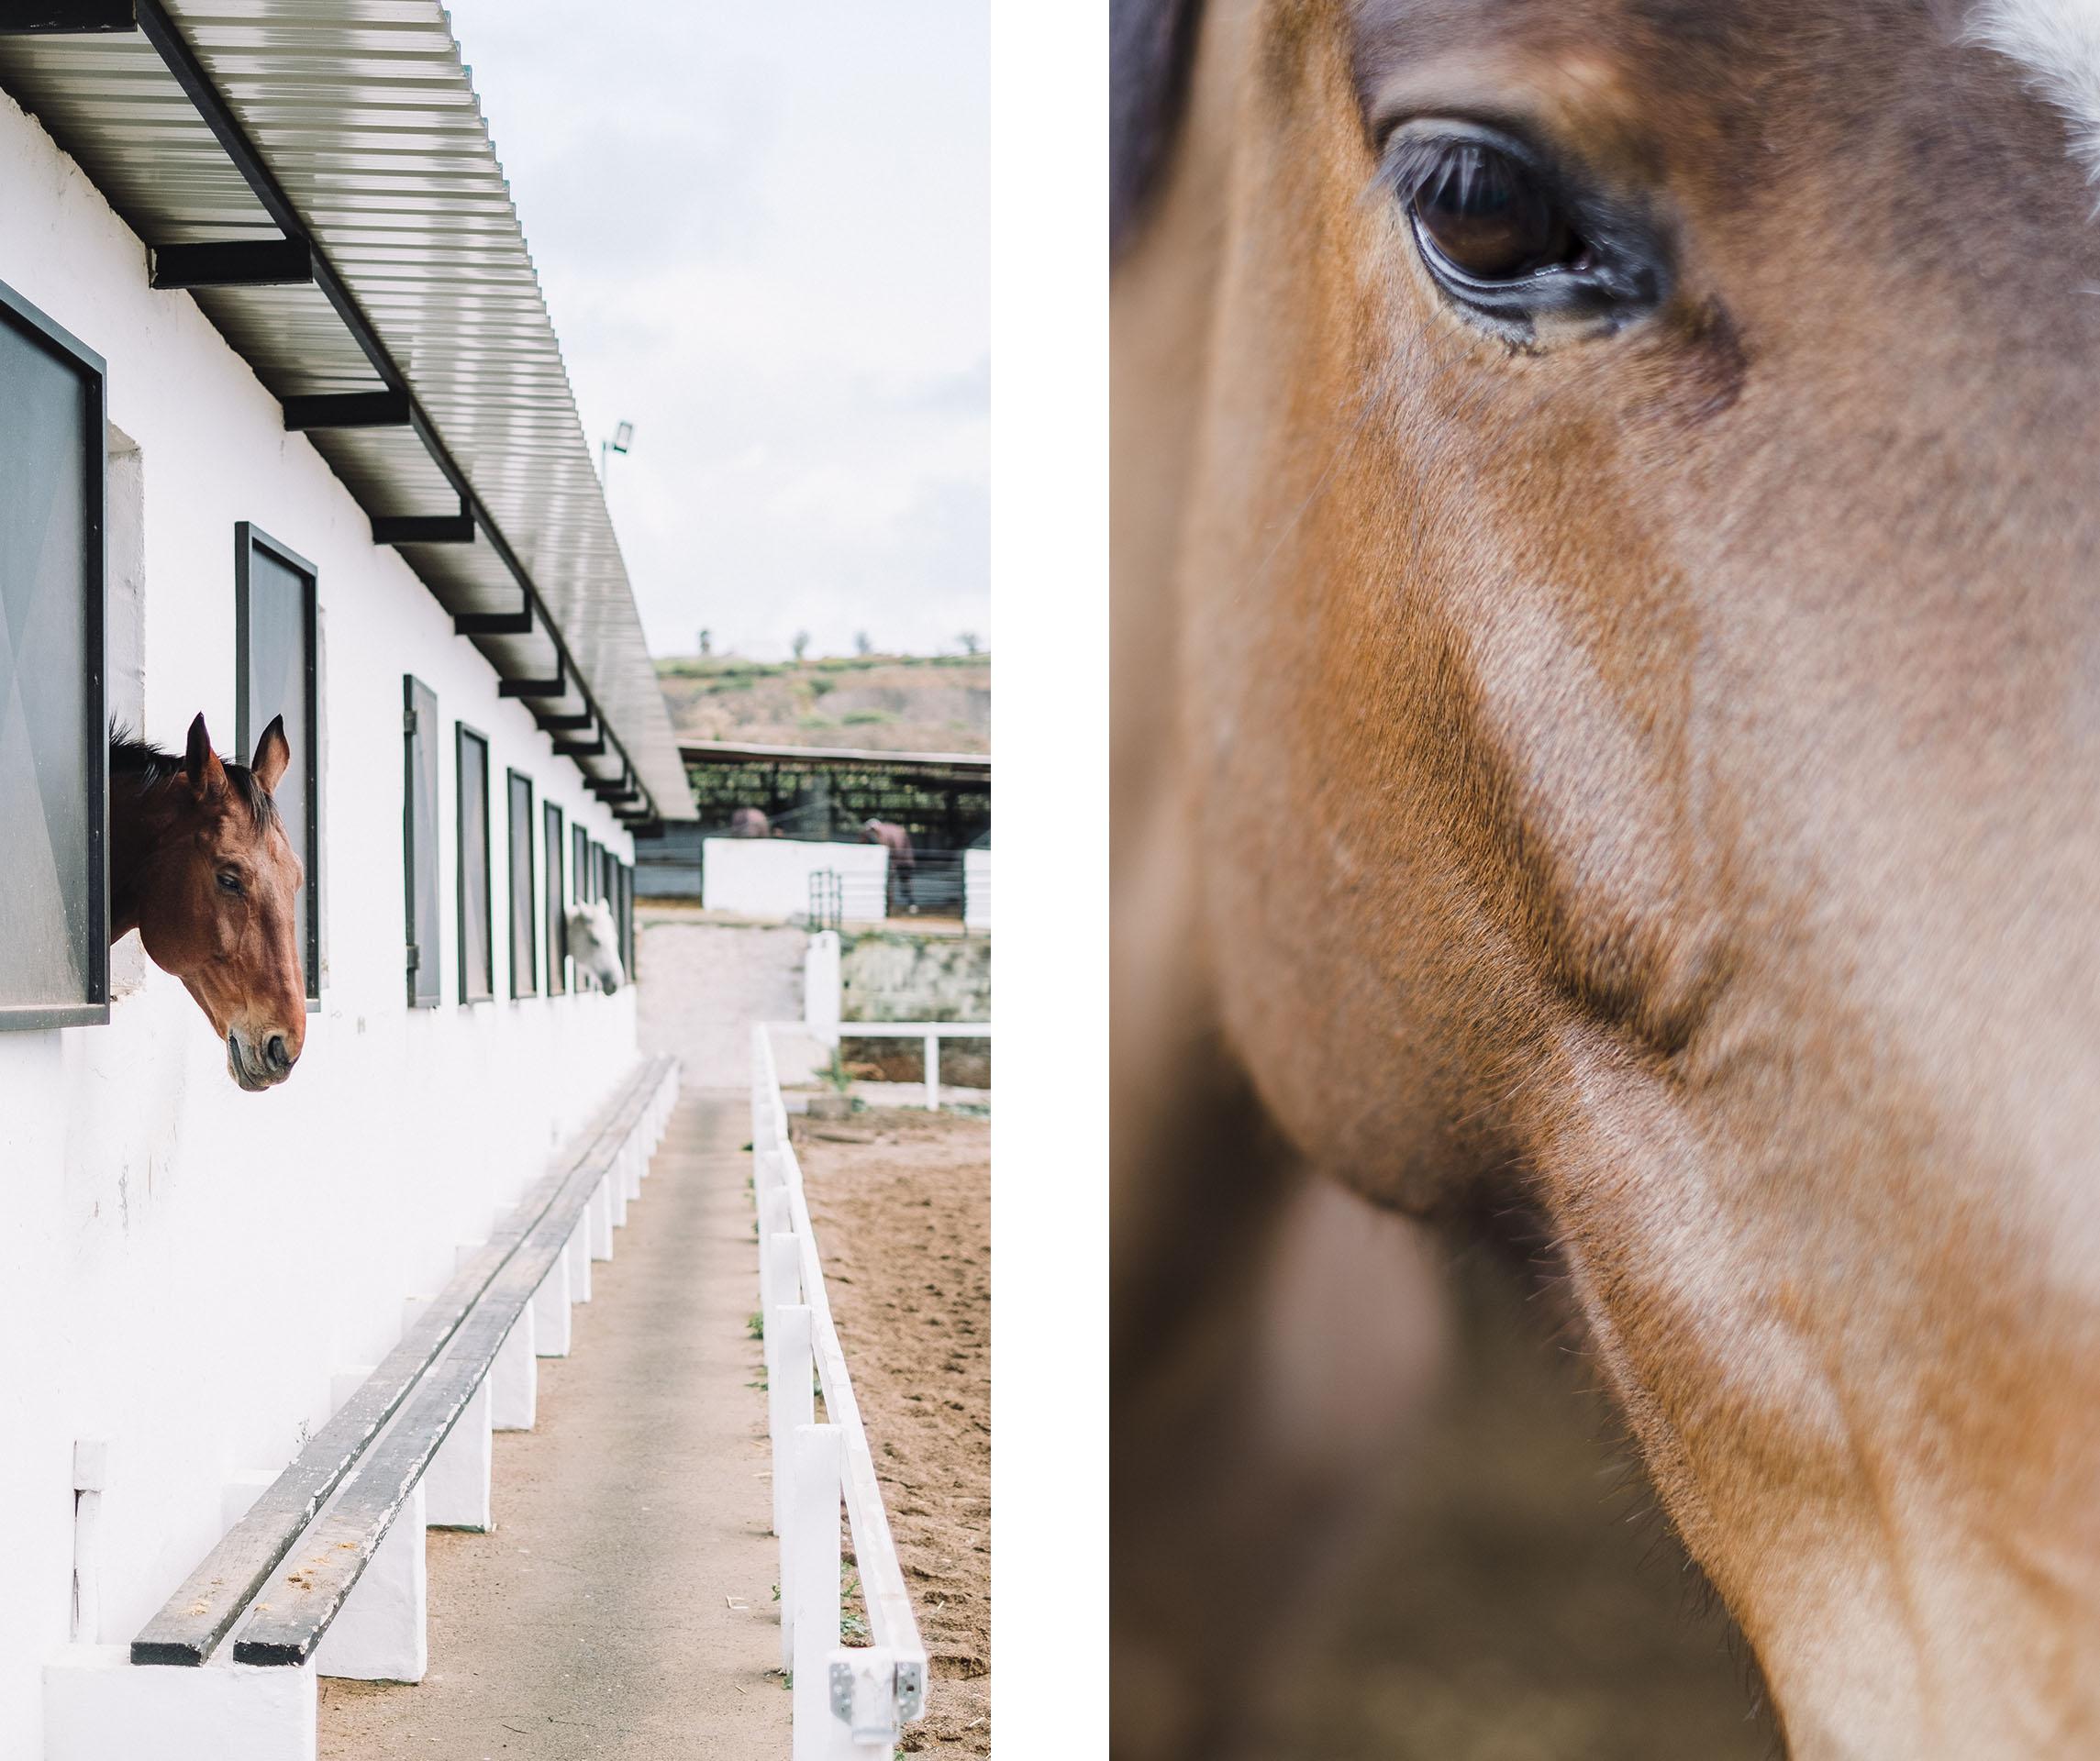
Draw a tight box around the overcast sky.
[443,2,989,663]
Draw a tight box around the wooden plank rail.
[130,1056,675,1667]
[751,1025,928,1754]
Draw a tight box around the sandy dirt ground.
[794,1107,992,1755]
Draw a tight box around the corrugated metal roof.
[0,0,694,820]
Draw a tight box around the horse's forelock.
[111,731,280,835]
[1969,0,2100,181]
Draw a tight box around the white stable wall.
[702,837,888,921]
[0,91,643,1759]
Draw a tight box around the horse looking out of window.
[565,898,624,994]
[108,713,306,1091]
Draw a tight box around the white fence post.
[772,1302,815,1666]
[923,1033,939,1112]
[805,930,842,1046]
[789,1423,845,1758]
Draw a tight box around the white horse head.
[566,899,625,993]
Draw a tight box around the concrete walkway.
[319,923,806,1758]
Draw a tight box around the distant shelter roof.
[679,739,990,781]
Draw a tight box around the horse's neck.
[108,775,183,940]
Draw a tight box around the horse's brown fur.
[110,713,306,1091]
[1116,1,2100,1754]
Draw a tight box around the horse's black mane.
[110,725,280,831]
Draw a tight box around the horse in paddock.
[1112,1,2100,1755]
[862,817,917,912]
[109,714,306,1091]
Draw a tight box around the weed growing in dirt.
[747,1312,764,1340]
[841,1572,871,1642]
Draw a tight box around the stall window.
[236,524,319,1002]
[544,801,567,995]
[457,725,493,1003]
[402,676,439,1008]
[617,860,634,972]
[0,279,106,1031]
[572,824,588,910]
[507,769,537,998]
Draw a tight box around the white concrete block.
[533,1252,572,1357]
[45,1644,317,1761]
[312,1483,427,1684]
[72,1440,110,1645]
[403,1299,493,1532]
[224,1454,428,1685]
[590,1173,614,1261]
[491,1308,537,1430]
[610,1160,630,1232]
[423,1377,493,1532]
[565,1217,593,1303]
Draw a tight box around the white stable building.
[0,5,696,1756]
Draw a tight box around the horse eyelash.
[1385,134,1468,203]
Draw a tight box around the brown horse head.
[1118,0,2100,1752]
[110,713,306,1091]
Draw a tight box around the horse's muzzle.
[227,1031,296,1091]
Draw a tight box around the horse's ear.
[183,712,228,803]
[1111,0,1206,260]
[250,714,291,794]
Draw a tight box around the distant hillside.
[655,652,989,754]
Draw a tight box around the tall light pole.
[598,418,633,486]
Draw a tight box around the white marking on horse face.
[1970,0,2100,180]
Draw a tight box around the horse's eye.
[1405,138,1576,284]
[1387,124,1668,340]
[217,869,243,895]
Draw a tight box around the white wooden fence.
[817,1020,993,1110]
[751,1024,928,1756]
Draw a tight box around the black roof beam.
[455,608,534,637]
[535,713,594,732]
[283,391,411,431]
[553,737,606,759]
[375,511,475,546]
[498,670,565,699]
[151,238,312,290]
